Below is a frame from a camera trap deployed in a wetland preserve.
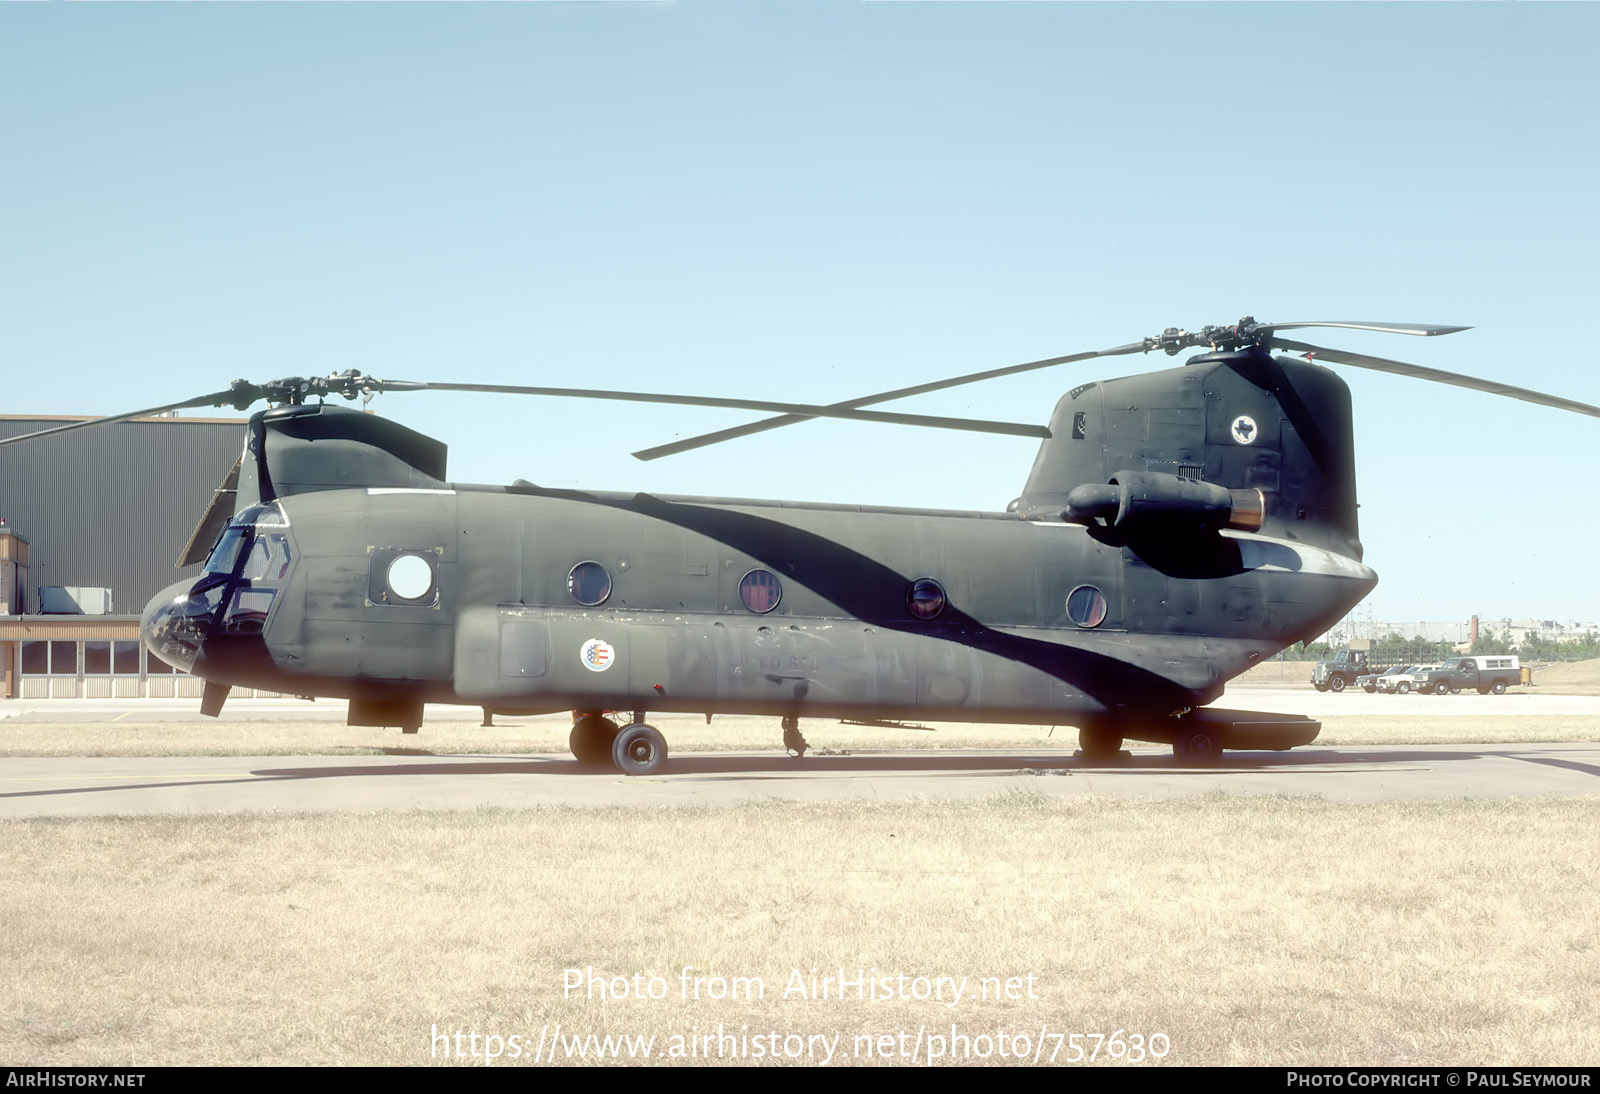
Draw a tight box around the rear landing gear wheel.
[611,724,668,776]
[1077,725,1123,762]
[1173,727,1223,765]
[570,715,619,766]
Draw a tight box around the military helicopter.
[8,317,1597,774]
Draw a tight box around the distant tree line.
[1279,630,1600,664]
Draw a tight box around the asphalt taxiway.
[2,694,1598,816]
[0,743,1597,817]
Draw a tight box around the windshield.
[204,527,246,575]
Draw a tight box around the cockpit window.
[233,502,289,527]
[242,538,272,581]
[265,534,292,580]
[205,527,246,575]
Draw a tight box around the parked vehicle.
[1415,656,1523,696]
[1376,664,1439,694]
[1312,649,1369,692]
[1360,664,1418,693]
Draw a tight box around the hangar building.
[0,414,250,699]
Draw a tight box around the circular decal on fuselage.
[580,638,615,672]
[1230,414,1259,445]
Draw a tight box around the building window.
[739,569,782,614]
[84,641,111,675]
[20,641,47,674]
[1066,585,1108,628]
[49,641,77,674]
[568,561,612,607]
[906,578,946,620]
[113,641,140,674]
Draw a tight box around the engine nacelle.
[1063,470,1264,535]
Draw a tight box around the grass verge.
[2,795,1596,1066]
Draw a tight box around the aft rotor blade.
[1261,321,1472,339]
[0,389,246,448]
[630,340,1149,461]
[1274,338,1600,418]
[406,381,1050,440]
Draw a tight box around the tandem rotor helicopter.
[7,317,1597,773]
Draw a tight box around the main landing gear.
[1074,708,1321,765]
[570,712,669,776]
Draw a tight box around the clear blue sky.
[4,3,1597,627]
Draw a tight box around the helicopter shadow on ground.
[238,745,1534,783]
[5,748,1593,807]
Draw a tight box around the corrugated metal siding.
[0,417,247,614]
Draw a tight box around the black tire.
[1173,727,1222,765]
[611,724,668,776]
[1313,683,1329,692]
[1363,684,1376,693]
[1078,725,1123,761]
[1329,676,1346,693]
[1477,688,1489,695]
[1433,681,1450,696]
[569,715,619,766]
[1397,682,1410,695]
[1492,682,1507,695]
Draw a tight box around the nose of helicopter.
[141,578,223,672]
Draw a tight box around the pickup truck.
[1415,656,1523,696]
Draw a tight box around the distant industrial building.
[0,414,246,699]
[1319,614,1600,653]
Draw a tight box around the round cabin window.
[1066,584,1107,628]
[739,569,782,614]
[906,578,946,620]
[568,561,612,607]
[386,553,435,602]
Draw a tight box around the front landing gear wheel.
[1077,725,1123,762]
[569,715,619,766]
[611,724,668,776]
[781,715,809,758]
[1173,727,1223,765]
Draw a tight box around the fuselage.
[142,481,1377,727]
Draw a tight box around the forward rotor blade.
[1274,338,1600,418]
[405,381,1050,440]
[0,389,245,448]
[1261,321,1472,339]
[630,340,1150,461]
[176,454,243,568]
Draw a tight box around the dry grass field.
[2,795,1596,1067]
[6,666,1599,1067]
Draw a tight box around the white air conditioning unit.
[38,586,113,615]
